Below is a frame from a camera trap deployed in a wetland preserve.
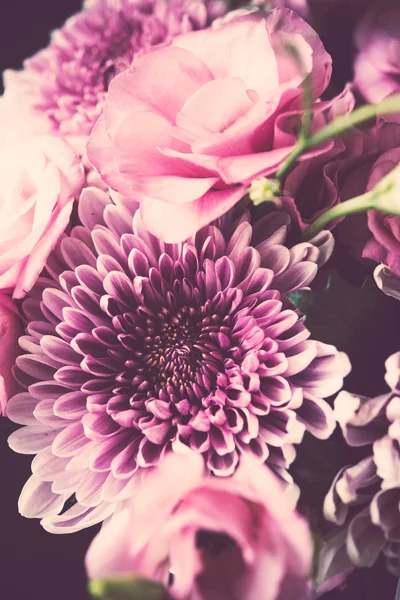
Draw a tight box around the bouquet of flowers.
[2,0,400,598]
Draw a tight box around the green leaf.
[88,575,171,600]
[287,272,384,352]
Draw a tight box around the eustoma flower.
[324,352,400,575]
[0,136,84,299]
[86,453,313,600]
[2,0,228,153]
[88,7,333,242]
[7,189,349,532]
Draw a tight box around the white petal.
[32,447,70,480]
[6,393,39,425]
[52,470,85,495]
[41,500,117,534]
[8,425,58,454]
[19,475,65,518]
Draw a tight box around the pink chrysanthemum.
[7,190,349,533]
[3,0,229,148]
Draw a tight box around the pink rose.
[88,8,332,242]
[86,453,313,600]
[0,136,84,298]
[0,295,23,415]
[354,8,400,103]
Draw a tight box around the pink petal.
[112,111,218,202]
[266,8,332,98]
[78,187,111,231]
[14,200,74,299]
[104,46,213,136]
[140,186,246,243]
[86,508,135,577]
[173,17,279,98]
[5,392,38,424]
[86,114,122,192]
[18,475,65,518]
[216,146,293,185]
[42,500,116,534]
[177,77,254,140]
[8,425,58,454]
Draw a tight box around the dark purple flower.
[324,352,400,575]
[7,189,349,533]
[268,0,309,19]
[354,7,400,104]
[2,0,229,153]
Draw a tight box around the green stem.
[301,191,375,241]
[275,138,307,180]
[307,97,400,146]
[276,95,400,182]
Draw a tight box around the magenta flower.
[86,452,313,600]
[88,7,332,242]
[354,7,400,104]
[324,352,400,575]
[7,189,349,532]
[3,0,228,153]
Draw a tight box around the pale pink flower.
[86,452,312,600]
[88,8,332,242]
[0,136,84,299]
[0,97,50,150]
[0,295,23,415]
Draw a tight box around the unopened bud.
[249,177,281,206]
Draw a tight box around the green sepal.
[88,575,171,600]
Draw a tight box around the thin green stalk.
[275,138,307,180]
[299,74,313,142]
[301,191,375,241]
[308,96,400,146]
[276,95,400,182]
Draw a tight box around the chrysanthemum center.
[123,305,228,397]
[143,317,203,386]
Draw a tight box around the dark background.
[0,7,95,600]
[0,1,398,600]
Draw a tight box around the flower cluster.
[2,0,400,598]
